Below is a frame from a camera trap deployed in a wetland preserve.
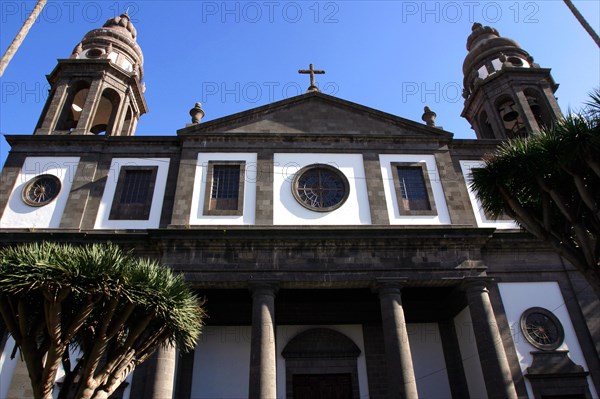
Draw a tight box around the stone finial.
[103,13,137,39]
[71,42,83,59]
[466,22,500,51]
[190,103,205,124]
[422,106,437,127]
[141,82,146,93]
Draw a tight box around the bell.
[527,96,542,116]
[500,102,519,122]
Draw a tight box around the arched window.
[91,88,121,135]
[478,111,495,139]
[55,81,91,131]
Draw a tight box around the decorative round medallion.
[292,164,349,212]
[22,174,62,207]
[520,307,564,351]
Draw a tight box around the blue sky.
[1,1,599,168]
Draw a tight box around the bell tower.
[34,12,147,136]
[461,23,562,140]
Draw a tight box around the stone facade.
[1,18,599,399]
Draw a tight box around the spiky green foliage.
[471,89,600,297]
[0,242,205,399]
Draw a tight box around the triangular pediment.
[178,92,452,139]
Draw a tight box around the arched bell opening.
[525,88,553,131]
[55,81,91,131]
[496,96,526,138]
[90,88,121,135]
[477,110,495,139]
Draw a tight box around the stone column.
[249,282,278,399]
[147,344,177,399]
[377,282,419,399]
[465,280,518,399]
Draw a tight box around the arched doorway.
[282,328,361,399]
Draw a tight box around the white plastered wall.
[94,158,170,229]
[1,157,79,229]
[406,323,452,398]
[189,153,257,225]
[191,326,251,399]
[454,307,487,398]
[379,154,450,225]
[0,336,18,399]
[460,160,519,229]
[498,282,599,398]
[184,323,452,398]
[273,153,371,225]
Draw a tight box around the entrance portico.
[159,281,522,399]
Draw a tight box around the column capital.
[462,277,495,293]
[248,280,279,297]
[373,278,407,295]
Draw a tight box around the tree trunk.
[0,0,47,77]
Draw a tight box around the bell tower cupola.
[461,23,562,139]
[34,12,147,136]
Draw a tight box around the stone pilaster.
[249,282,278,399]
[73,77,104,135]
[377,281,418,399]
[35,79,69,135]
[255,151,274,225]
[363,153,389,225]
[465,280,518,399]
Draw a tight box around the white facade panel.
[273,153,371,225]
[191,326,251,399]
[498,282,598,398]
[94,158,170,229]
[0,336,17,399]
[406,323,452,398]
[460,160,519,229]
[189,153,257,225]
[379,154,451,225]
[1,157,79,229]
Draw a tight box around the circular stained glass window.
[520,307,564,351]
[22,174,62,207]
[292,164,349,212]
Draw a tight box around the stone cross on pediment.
[298,64,325,92]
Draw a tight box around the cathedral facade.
[0,14,599,399]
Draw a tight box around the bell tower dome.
[34,12,147,136]
[461,23,562,139]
